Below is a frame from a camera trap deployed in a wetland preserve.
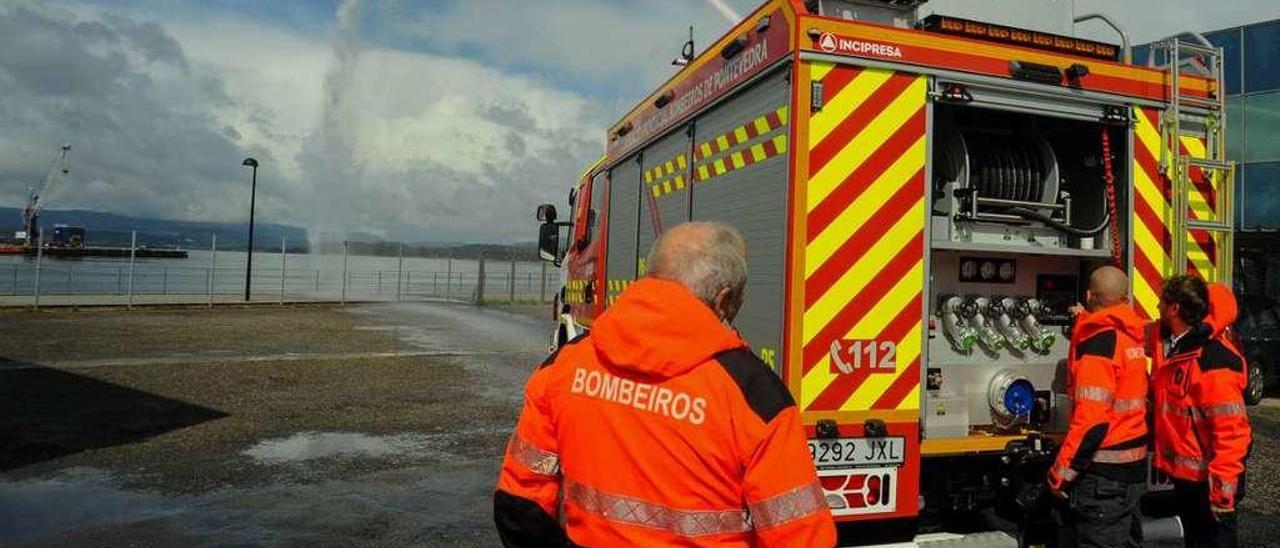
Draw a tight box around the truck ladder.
[1156,37,1236,284]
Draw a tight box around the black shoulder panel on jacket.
[714,347,795,423]
[1199,340,1244,373]
[1077,330,1117,360]
[539,331,589,369]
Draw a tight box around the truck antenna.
[672,26,695,67]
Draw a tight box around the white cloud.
[1,0,1274,244]
[0,3,254,223]
[153,0,764,243]
[393,0,757,119]
[161,17,330,218]
[0,2,614,243]
[299,46,609,241]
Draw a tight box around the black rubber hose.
[1007,207,1110,237]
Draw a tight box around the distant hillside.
[0,208,308,252]
[0,208,542,258]
[314,240,541,261]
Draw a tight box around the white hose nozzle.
[942,296,978,353]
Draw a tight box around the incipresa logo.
[819,32,839,53]
[817,32,904,59]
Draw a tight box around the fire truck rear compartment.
[931,105,1128,246]
[928,104,1129,431]
[921,105,1130,529]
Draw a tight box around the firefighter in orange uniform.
[1151,276,1252,548]
[494,222,836,547]
[1048,266,1149,547]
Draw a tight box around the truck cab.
[538,159,607,347]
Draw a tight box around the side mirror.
[536,204,558,223]
[538,223,560,265]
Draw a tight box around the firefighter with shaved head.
[1050,265,1149,547]
[494,222,836,547]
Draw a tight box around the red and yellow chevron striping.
[604,278,635,306]
[646,105,792,199]
[650,174,688,198]
[694,105,790,162]
[798,62,927,415]
[1132,106,1172,320]
[1181,135,1222,283]
[565,279,589,305]
[644,154,688,185]
[692,134,788,185]
[1131,107,1223,321]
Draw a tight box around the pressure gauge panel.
[957,256,1016,284]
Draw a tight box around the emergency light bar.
[921,15,1120,61]
[806,0,928,11]
[868,0,927,8]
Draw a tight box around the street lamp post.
[242,157,259,302]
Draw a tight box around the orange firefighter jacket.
[494,278,836,547]
[1150,284,1252,510]
[1048,304,1150,491]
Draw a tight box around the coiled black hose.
[1007,207,1110,237]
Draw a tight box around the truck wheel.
[1246,352,1266,406]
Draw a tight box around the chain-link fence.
[0,233,557,308]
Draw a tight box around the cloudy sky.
[0,0,1275,243]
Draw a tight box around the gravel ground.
[0,304,409,363]
[0,303,550,546]
[1237,403,1280,545]
[1142,403,1280,548]
[0,304,1277,546]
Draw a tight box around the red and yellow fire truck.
[535,0,1233,543]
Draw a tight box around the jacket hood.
[1204,283,1238,338]
[1171,283,1240,354]
[590,278,744,379]
[1074,303,1146,343]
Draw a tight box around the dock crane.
[19,143,71,248]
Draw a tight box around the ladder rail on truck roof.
[533,0,1232,545]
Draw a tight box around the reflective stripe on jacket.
[495,278,836,547]
[1151,284,1252,510]
[1049,303,1150,489]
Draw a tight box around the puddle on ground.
[0,460,506,545]
[349,303,549,357]
[243,432,430,463]
[156,349,239,359]
[0,467,185,542]
[353,325,405,331]
[242,430,502,464]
